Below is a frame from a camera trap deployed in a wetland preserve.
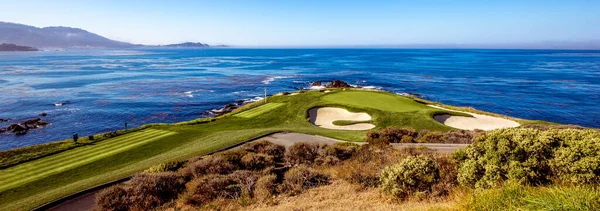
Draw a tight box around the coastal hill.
[0,43,38,51]
[163,42,210,48]
[0,21,135,48]
[0,21,224,49]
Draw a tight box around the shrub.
[551,129,600,184]
[144,161,186,173]
[241,153,274,170]
[127,172,187,210]
[430,156,458,198]
[442,130,478,144]
[417,133,443,143]
[315,155,341,166]
[401,135,413,143]
[455,128,600,188]
[335,145,407,188]
[366,128,417,145]
[286,142,322,165]
[216,149,248,168]
[241,140,285,161]
[254,174,279,201]
[185,155,236,178]
[96,186,129,211]
[228,170,261,199]
[183,174,238,206]
[380,155,440,199]
[283,165,329,195]
[322,142,359,160]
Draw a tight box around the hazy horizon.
[1,0,599,48]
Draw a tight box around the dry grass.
[246,180,460,211]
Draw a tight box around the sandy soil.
[429,105,520,131]
[308,107,375,130]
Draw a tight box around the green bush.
[144,161,186,173]
[455,128,600,188]
[551,129,600,184]
[380,155,440,199]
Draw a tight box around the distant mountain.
[163,42,210,48]
[0,43,38,51]
[0,21,135,48]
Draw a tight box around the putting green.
[234,103,285,118]
[0,129,176,193]
[322,91,426,112]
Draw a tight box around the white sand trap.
[309,107,375,130]
[429,105,520,131]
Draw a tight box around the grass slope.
[234,103,285,118]
[0,90,512,210]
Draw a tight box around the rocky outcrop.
[39,112,47,117]
[0,118,49,135]
[311,81,322,86]
[325,80,352,88]
[0,118,8,122]
[211,100,246,116]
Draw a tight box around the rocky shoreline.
[0,118,49,135]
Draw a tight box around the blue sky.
[0,0,598,46]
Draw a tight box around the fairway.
[322,91,426,112]
[234,103,285,118]
[0,129,176,193]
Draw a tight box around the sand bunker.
[429,105,520,131]
[309,107,375,130]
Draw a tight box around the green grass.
[0,89,524,210]
[463,183,600,211]
[322,91,426,112]
[332,120,373,126]
[234,103,285,118]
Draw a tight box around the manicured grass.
[234,103,285,118]
[332,120,373,126]
[322,91,427,112]
[0,89,514,210]
[0,129,176,193]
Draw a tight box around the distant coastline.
[0,43,38,52]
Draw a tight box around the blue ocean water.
[1,48,599,150]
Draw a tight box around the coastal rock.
[212,103,240,116]
[0,118,49,135]
[39,112,47,117]
[311,81,322,86]
[398,92,425,98]
[0,118,7,122]
[326,80,352,88]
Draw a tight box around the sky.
[0,0,599,47]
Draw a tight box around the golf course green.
[0,89,524,210]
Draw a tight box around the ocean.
[1,48,599,150]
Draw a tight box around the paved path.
[260,132,468,153]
